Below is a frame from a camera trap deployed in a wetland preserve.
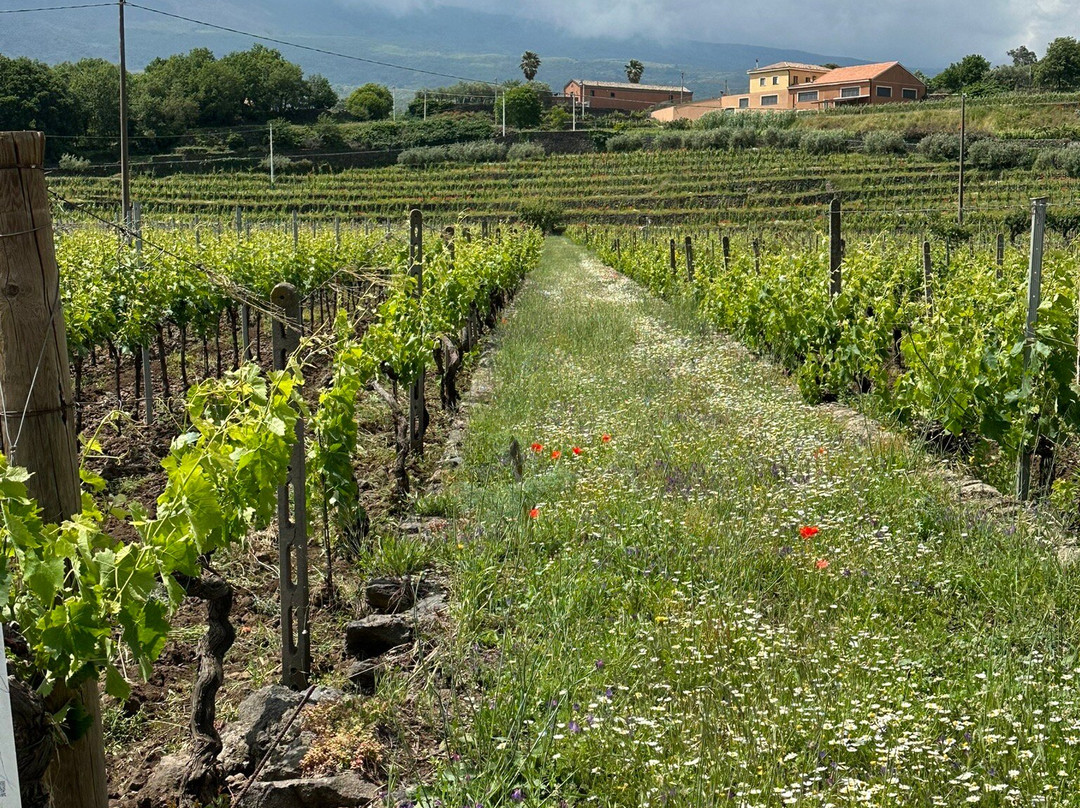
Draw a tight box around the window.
[759,78,766,86]
[902,88,918,99]
[876,85,892,97]
[772,76,779,85]
[797,90,819,103]
[610,92,616,97]
[760,94,779,106]
[590,90,595,96]
[840,86,861,98]
[792,76,799,85]
[739,97,749,109]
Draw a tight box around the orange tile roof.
[811,61,905,85]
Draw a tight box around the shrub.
[507,142,546,161]
[1062,147,1080,178]
[650,131,685,150]
[729,128,758,149]
[862,130,908,156]
[606,131,650,152]
[800,129,850,154]
[966,138,1034,171]
[917,133,961,161]
[446,140,506,163]
[518,199,564,233]
[397,145,450,166]
[760,127,802,149]
[58,153,91,172]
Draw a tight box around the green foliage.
[799,129,850,155]
[345,83,393,121]
[0,54,81,153]
[520,51,541,82]
[966,138,1035,171]
[518,200,565,233]
[1035,37,1080,91]
[502,84,543,129]
[917,132,962,161]
[507,142,546,161]
[625,59,645,83]
[931,53,992,92]
[862,130,908,156]
[542,105,570,130]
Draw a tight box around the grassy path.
[422,238,1080,807]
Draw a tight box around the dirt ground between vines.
[67,313,469,806]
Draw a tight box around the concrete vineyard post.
[408,209,425,456]
[0,131,109,808]
[829,198,842,298]
[685,236,694,282]
[1016,198,1048,502]
[923,241,933,309]
[271,283,311,688]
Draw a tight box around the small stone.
[365,577,416,613]
[134,755,186,808]
[239,773,380,808]
[345,614,413,659]
[346,659,381,694]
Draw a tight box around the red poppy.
[529,508,539,519]
[799,526,819,540]
[815,558,829,570]
[551,450,561,460]
[601,434,612,443]
[572,446,583,456]
[530,442,543,453]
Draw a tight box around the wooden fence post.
[669,238,676,273]
[996,233,1005,280]
[1016,198,1048,502]
[752,238,760,273]
[685,235,694,282]
[292,209,299,252]
[234,205,242,239]
[722,235,730,271]
[271,282,310,688]
[829,198,842,298]
[0,131,109,808]
[408,209,425,456]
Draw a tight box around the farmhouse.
[651,60,926,120]
[564,80,692,113]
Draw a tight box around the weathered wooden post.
[408,209,425,456]
[669,238,676,273]
[922,241,933,308]
[1016,198,1048,501]
[685,235,694,282]
[722,235,730,271]
[271,282,310,688]
[996,233,1005,280]
[0,131,109,808]
[292,209,299,252]
[829,198,842,298]
[234,205,242,239]
[752,238,760,273]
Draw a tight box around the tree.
[625,60,645,83]
[520,51,541,81]
[1035,37,1080,91]
[0,56,80,136]
[930,53,991,92]
[502,83,542,128]
[1008,45,1038,66]
[220,44,306,119]
[54,58,119,140]
[303,74,338,113]
[345,83,393,120]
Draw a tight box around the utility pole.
[392,87,396,120]
[423,90,427,120]
[501,92,506,136]
[958,92,966,225]
[118,0,131,227]
[680,70,684,104]
[269,122,274,185]
[572,88,576,131]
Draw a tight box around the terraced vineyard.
[52,148,1080,230]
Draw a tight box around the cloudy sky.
[341,0,1076,68]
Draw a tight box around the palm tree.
[625,59,645,83]
[520,51,541,82]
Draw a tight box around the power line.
[0,2,111,13]
[126,2,500,87]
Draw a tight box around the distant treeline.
[0,45,337,156]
